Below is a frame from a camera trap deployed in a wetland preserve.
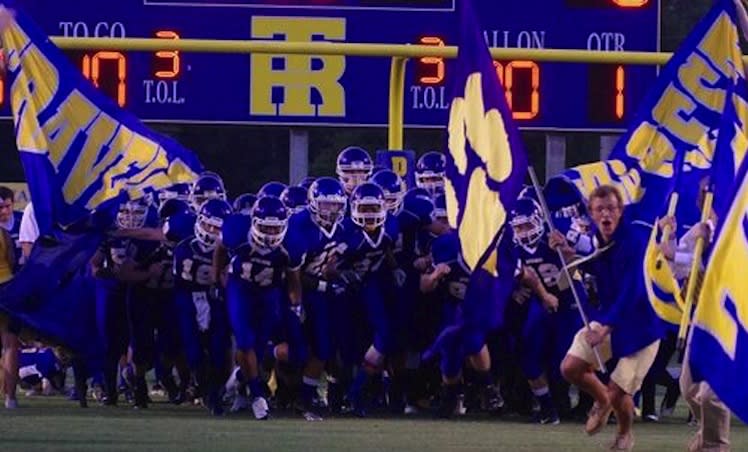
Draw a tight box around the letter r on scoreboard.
[250,17,346,117]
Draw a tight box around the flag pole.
[677,189,714,350]
[655,193,680,270]
[528,167,606,373]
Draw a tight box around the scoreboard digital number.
[8,0,659,131]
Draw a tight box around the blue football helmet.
[510,197,545,250]
[158,198,191,224]
[350,182,387,230]
[258,181,288,199]
[404,187,435,219]
[190,173,227,212]
[250,196,289,249]
[431,193,447,225]
[308,177,347,228]
[195,199,232,249]
[371,170,406,215]
[336,146,373,194]
[415,151,446,196]
[116,198,151,230]
[298,176,317,191]
[281,186,308,215]
[158,183,191,205]
[233,193,257,216]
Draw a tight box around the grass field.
[0,396,746,451]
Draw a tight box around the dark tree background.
[0,0,719,198]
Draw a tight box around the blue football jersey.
[286,208,349,279]
[228,242,290,289]
[431,231,471,304]
[341,215,399,277]
[221,213,252,254]
[552,212,595,256]
[394,190,433,266]
[514,237,576,301]
[143,244,176,289]
[173,237,215,291]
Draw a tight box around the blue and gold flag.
[444,0,527,332]
[0,8,203,234]
[690,149,748,422]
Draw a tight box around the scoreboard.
[8,0,660,130]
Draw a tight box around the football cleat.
[252,396,270,420]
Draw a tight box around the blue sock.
[532,387,555,412]
[301,377,318,409]
[248,377,264,399]
[349,368,369,401]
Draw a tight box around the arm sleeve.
[598,226,647,328]
[19,203,39,243]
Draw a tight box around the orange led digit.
[91,51,127,107]
[418,36,445,85]
[81,54,91,79]
[156,30,181,79]
[612,0,648,6]
[615,65,625,119]
[505,61,539,120]
[493,61,504,85]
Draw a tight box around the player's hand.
[0,6,15,37]
[392,268,407,288]
[413,256,432,272]
[658,215,677,233]
[512,286,532,305]
[541,293,559,313]
[290,304,305,323]
[322,255,339,280]
[584,325,611,347]
[658,239,675,261]
[548,230,574,256]
[433,263,451,278]
[693,222,712,242]
[339,270,363,294]
[325,280,347,296]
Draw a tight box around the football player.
[158,183,191,206]
[189,173,227,212]
[420,230,506,418]
[232,193,258,216]
[336,146,373,196]
[258,181,288,199]
[225,196,308,420]
[90,198,162,407]
[285,177,350,417]
[173,198,233,415]
[510,196,591,424]
[414,152,446,197]
[371,171,439,413]
[280,186,309,215]
[338,182,403,417]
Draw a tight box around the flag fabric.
[687,70,748,422]
[0,7,203,235]
[0,227,104,360]
[443,0,527,333]
[689,150,748,422]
